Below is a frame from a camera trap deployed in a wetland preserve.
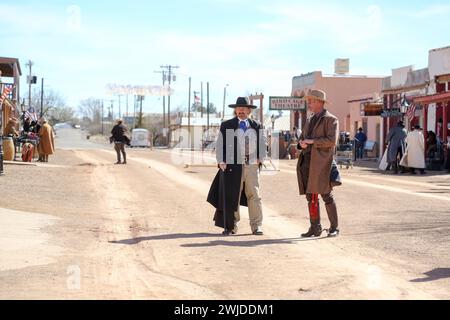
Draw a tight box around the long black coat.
[207,117,265,229]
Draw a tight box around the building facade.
[381,66,430,151]
[291,71,383,134]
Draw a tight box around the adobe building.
[348,93,383,158]
[291,60,383,135]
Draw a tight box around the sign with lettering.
[269,97,306,110]
[381,108,403,118]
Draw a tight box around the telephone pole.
[188,77,192,149]
[118,95,122,118]
[207,82,210,133]
[110,100,114,121]
[40,78,44,118]
[154,70,167,129]
[159,65,179,147]
[25,60,34,109]
[200,81,204,118]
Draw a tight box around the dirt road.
[1,129,449,299]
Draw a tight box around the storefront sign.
[360,103,383,116]
[381,108,403,118]
[269,97,306,110]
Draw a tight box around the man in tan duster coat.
[37,118,55,162]
[297,89,339,238]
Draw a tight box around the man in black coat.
[111,119,128,164]
[207,97,266,236]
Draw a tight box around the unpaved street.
[1,128,450,299]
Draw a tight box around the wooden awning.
[0,57,22,77]
[413,91,450,104]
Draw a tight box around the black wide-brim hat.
[228,97,258,109]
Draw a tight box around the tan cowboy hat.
[304,89,328,103]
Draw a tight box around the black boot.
[301,223,322,238]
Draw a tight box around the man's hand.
[219,162,227,171]
[303,139,314,145]
[299,140,308,149]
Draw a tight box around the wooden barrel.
[3,137,15,161]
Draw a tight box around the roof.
[382,68,429,92]
[0,57,22,77]
[413,91,450,104]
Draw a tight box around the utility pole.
[133,95,136,128]
[110,100,114,121]
[207,82,210,134]
[137,95,144,128]
[201,81,204,118]
[222,84,229,120]
[188,77,191,150]
[118,95,122,119]
[154,70,166,129]
[101,100,104,135]
[26,60,34,109]
[40,78,44,118]
[159,65,179,147]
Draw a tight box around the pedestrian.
[37,117,55,163]
[293,126,301,141]
[426,131,438,158]
[354,127,367,159]
[400,125,426,174]
[284,130,292,144]
[297,89,340,238]
[386,120,407,174]
[22,117,32,134]
[207,97,266,236]
[111,119,128,164]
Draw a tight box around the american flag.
[194,93,200,106]
[406,103,416,121]
[25,106,38,121]
[0,85,13,107]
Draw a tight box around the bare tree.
[78,98,102,124]
[24,88,67,118]
[48,106,77,124]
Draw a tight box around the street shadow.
[346,224,450,236]
[410,268,450,283]
[180,236,329,248]
[109,232,251,245]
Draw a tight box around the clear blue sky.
[1,0,450,116]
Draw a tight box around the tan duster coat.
[38,123,55,155]
[296,110,339,195]
[400,130,425,169]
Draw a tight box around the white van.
[130,128,152,148]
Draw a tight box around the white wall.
[429,46,450,79]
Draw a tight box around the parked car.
[130,128,152,148]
